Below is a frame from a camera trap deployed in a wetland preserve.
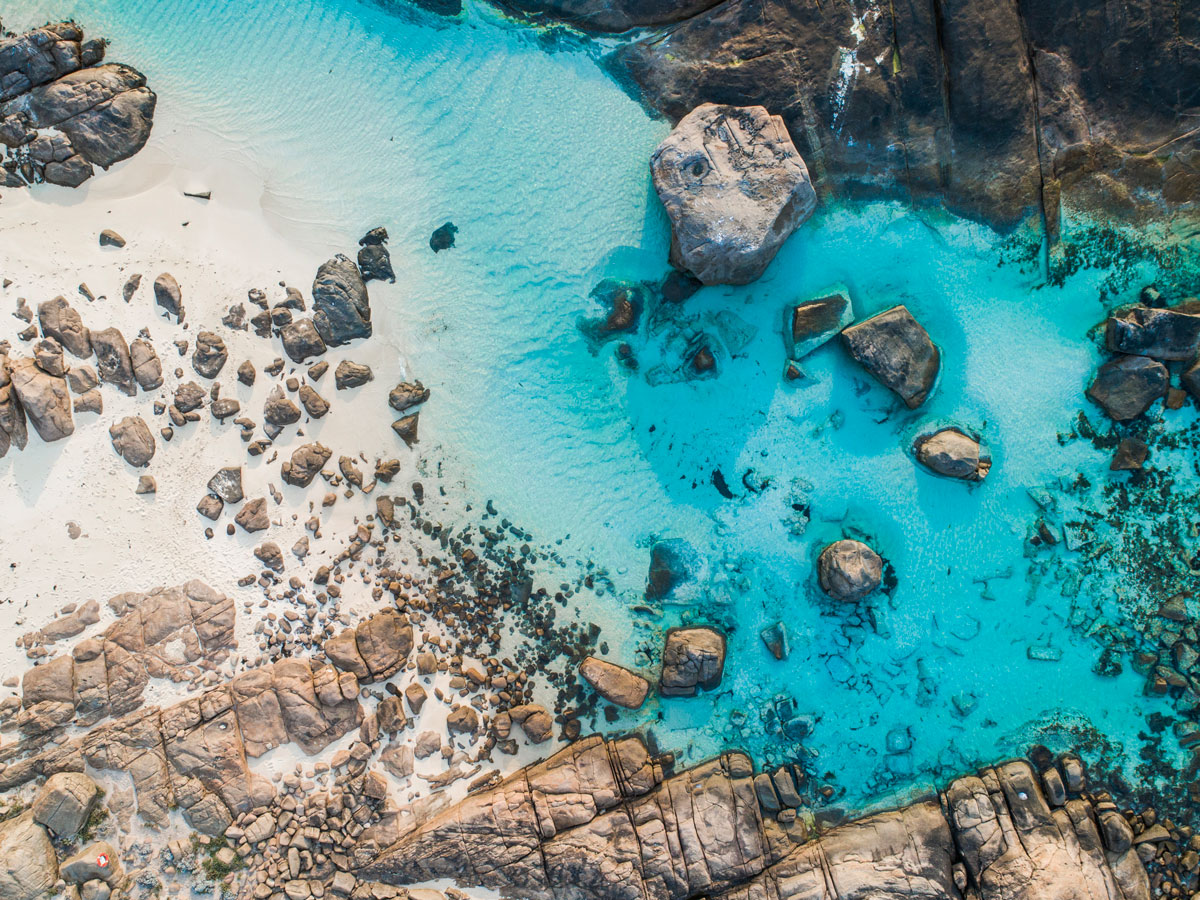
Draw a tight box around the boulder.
[60,841,121,884]
[37,296,90,358]
[334,360,373,390]
[388,381,430,413]
[235,498,270,533]
[1183,358,1200,402]
[914,427,990,481]
[392,414,419,447]
[1111,437,1149,471]
[429,222,457,252]
[312,254,371,345]
[1086,356,1168,420]
[90,327,136,396]
[207,466,244,504]
[281,443,332,488]
[579,657,650,709]
[508,704,553,743]
[785,286,854,361]
[358,244,395,283]
[818,539,882,601]
[153,273,183,320]
[192,331,228,378]
[9,357,73,441]
[129,339,162,391]
[660,626,725,697]
[841,306,940,408]
[650,103,816,285]
[279,318,327,363]
[264,386,301,427]
[108,416,155,467]
[446,706,479,736]
[1106,305,1200,360]
[31,772,99,838]
[33,338,65,376]
[0,812,58,900]
[298,384,329,418]
[645,538,696,601]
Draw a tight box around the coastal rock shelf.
[360,735,1151,900]
[0,21,155,188]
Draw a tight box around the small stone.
[98,229,125,248]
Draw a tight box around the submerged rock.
[312,254,371,346]
[429,221,457,252]
[1106,305,1200,360]
[914,427,991,481]
[660,626,726,696]
[1111,437,1149,471]
[651,103,816,285]
[818,539,882,602]
[579,657,650,709]
[785,285,853,361]
[1086,355,1168,420]
[841,306,940,408]
[645,538,697,601]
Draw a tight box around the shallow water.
[7,0,1200,814]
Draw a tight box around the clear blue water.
[7,0,1199,814]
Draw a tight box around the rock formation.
[1106,305,1200,361]
[650,103,816,285]
[841,306,940,408]
[579,656,650,709]
[312,254,372,346]
[915,427,991,481]
[1086,356,1168,421]
[785,286,854,363]
[359,736,1150,900]
[659,626,725,697]
[0,22,155,189]
[818,539,882,601]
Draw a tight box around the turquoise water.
[7,0,1200,813]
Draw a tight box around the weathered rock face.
[8,357,73,442]
[915,427,991,481]
[659,626,725,697]
[651,104,816,285]
[192,331,228,378]
[841,306,940,408]
[0,812,58,900]
[1086,356,1168,421]
[560,0,1200,233]
[31,771,99,838]
[280,318,327,363]
[90,326,137,397]
[818,539,882,602]
[360,740,1149,900]
[312,254,372,345]
[579,657,650,709]
[322,608,413,682]
[0,23,155,189]
[388,381,430,414]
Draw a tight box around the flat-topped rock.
[818,539,882,601]
[841,306,940,408]
[914,427,990,481]
[579,657,650,709]
[31,771,99,838]
[1086,355,1168,420]
[651,103,816,285]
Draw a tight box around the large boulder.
[90,327,136,397]
[1106,305,1200,360]
[841,306,940,408]
[129,338,163,391]
[1183,358,1200,402]
[818,539,882,601]
[579,657,650,709]
[279,318,327,363]
[0,23,85,102]
[660,626,725,697]
[1086,355,1168,420]
[24,63,155,168]
[31,771,100,838]
[650,103,816,285]
[785,286,854,361]
[312,254,371,345]
[914,427,991,481]
[281,443,332,488]
[37,296,90,358]
[0,812,58,900]
[109,416,155,467]
[9,357,73,442]
[60,841,121,884]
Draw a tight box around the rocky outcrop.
[537,0,1200,234]
[8,357,73,442]
[359,739,1150,900]
[0,812,58,900]
[915,427,991,481]
[31,771,99,838]
[579,656,650,709]
[659,626,725,697]
[312,254,372,346]
[817,539,882,601]
[12,581,235,734]
[281,442,332,488]
[1106,304,1200,361]
[322,608,413,682]
[36,296,90,358]
[1086,356,1168,421]
[0,23,155,189]
[650,104,816,285]
[841,306,940,408]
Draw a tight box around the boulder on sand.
[660,626,726,697]
[651,103,816,285]
[818,539,882,601]
[841,306,940,408]
[37,296,90,358]
[914,427,990,481]
[312,254,371,345]
[109,416,155,467]
[579,657,650,709]
[9,357,73,442]
[1086,355,1168,421]
[31,772,100,838]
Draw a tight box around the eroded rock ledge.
[0,20,156,188]
[358,734,1151,900]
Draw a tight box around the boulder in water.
[312,254,371,345]
[914,427,990,481]
[645,538,697,601]
[660,626,726,697]
[841,306,940,408]
[785,285,854,361]
[579,657,650,709]
[1106,305,1200,360]
[1086,355,1168,421]
[818,539,882,602]
[651,103,816,285]
[429,222,457,252]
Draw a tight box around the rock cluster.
[360,737,1150,900]
[0,22,155,188]
[650,103,816,285]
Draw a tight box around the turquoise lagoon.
[8,0,1200,814]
